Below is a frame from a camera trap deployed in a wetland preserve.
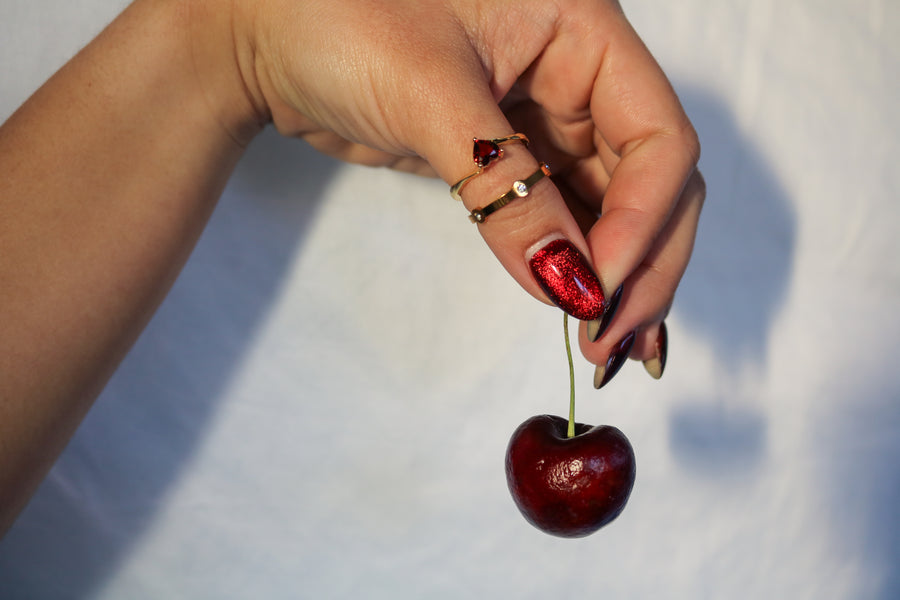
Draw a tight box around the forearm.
[0,0,262,533]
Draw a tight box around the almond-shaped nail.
[593,331,636,390]
[643,322,668,380]
[586,284,623,342]
[528,238,605,321]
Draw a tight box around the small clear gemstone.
[514,181,529,197]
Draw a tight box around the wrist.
[186,0,270,146]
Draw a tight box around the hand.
[0,0,701,532]
[222,0,704,378]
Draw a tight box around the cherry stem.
[563,312,575,438]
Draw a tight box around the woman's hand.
[0,0,701,533]
[225,0,704,380]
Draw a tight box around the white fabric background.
[1,0,898,598]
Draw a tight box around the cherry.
[505,415,635,537]
[504,314,636,537]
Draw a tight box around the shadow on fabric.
[0,129,339,598]
[670,85,900,599]
[667,86,795,477]
[814,367,900,599]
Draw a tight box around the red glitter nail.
[528,238,606,320]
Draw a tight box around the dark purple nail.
[643,322,668,380]
[594,331,636,390]
[586,284,624,342]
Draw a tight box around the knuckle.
[677,122,702,166]
[684,169,706,208]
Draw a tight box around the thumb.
[403,70,614,326]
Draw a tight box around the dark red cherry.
[505,414,636,537]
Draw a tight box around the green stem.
[563,312,576,438]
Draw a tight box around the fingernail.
[642,321,668,380]
[593,331,636,390]
[527,237,605,321]
[586,284,623,342]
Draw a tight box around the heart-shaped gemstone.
[473,139,502,168]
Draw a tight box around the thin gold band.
[449,134,529,201]
[469,163,551,224]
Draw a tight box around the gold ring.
[469,163,551,224]
[449,134,529,201]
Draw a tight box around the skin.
[0,0,703,534]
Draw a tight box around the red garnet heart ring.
[450,134,529,201]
